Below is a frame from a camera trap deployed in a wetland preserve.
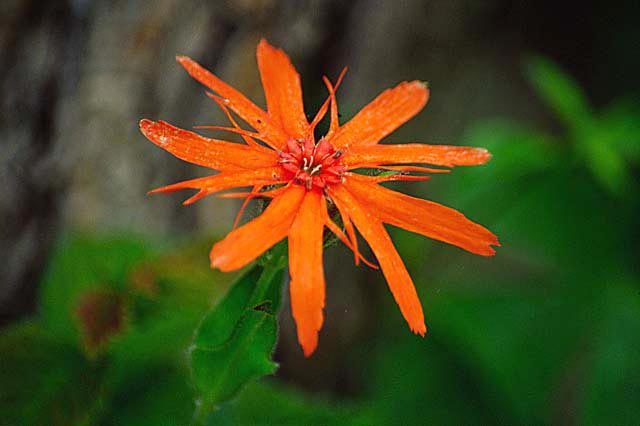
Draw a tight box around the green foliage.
[229,381,374,426]
[0,322,98,426]
[412,55,639,426]
[525,55,592,129]
[38,234,152,345]
[0,234,231,426]
[0,235,294,426]
[581,283,640,426]
[377,55,639,426]
[2,54,639,426]
[190,243,287,424]
[525,55,638,195]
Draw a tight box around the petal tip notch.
[413,322,427,337]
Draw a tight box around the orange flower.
[140,39,499,357]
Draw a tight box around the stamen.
[310,164,322,175]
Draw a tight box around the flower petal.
[288,190,326,357]
[176,56,287,149]
[333,196,361,266]
[330,81,429,149]
[323,217,379,270]
[139,119,278,171]
[344,175,500,256]
[342,144,492,169]
[210,185,305,271]
[205,92,270,151]
[148,167,285,205]
[232,184,264,229]
[257,39,309,140]
[328,185,426,335]
[310,67,347,135]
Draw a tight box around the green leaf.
[525,56,633,196]
[192,267,263,349]
[600,100,640,162]
[189,243,288,422]
[577,128,630,196]
[574,100,639,196]
[525,55,592,130]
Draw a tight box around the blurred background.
[1,0,639,425]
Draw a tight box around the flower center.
[278,137,345,191]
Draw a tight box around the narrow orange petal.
[215,184,290,199]
[320,200,378,269]
[288,190,326,357]
[232,184,263,229]
[329,81,429,149]
[345,174,500,256]
[193,125,261,139]
[328,185,426,335]
[333,196,360,265]
[205,92,272,152]
[323,218,378,270]
[321,76,339,136]
[210,185,305,271]
[139,119,278,171]
[309,67,347,135]
[366,174,430,184]
[148,167,284,206]
[374,165,450,174]
[257,39,309,140]
[215,192,259,199]
[342,144,492,169]
[176,55,287,149]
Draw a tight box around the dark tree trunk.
[0,0,83,325]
